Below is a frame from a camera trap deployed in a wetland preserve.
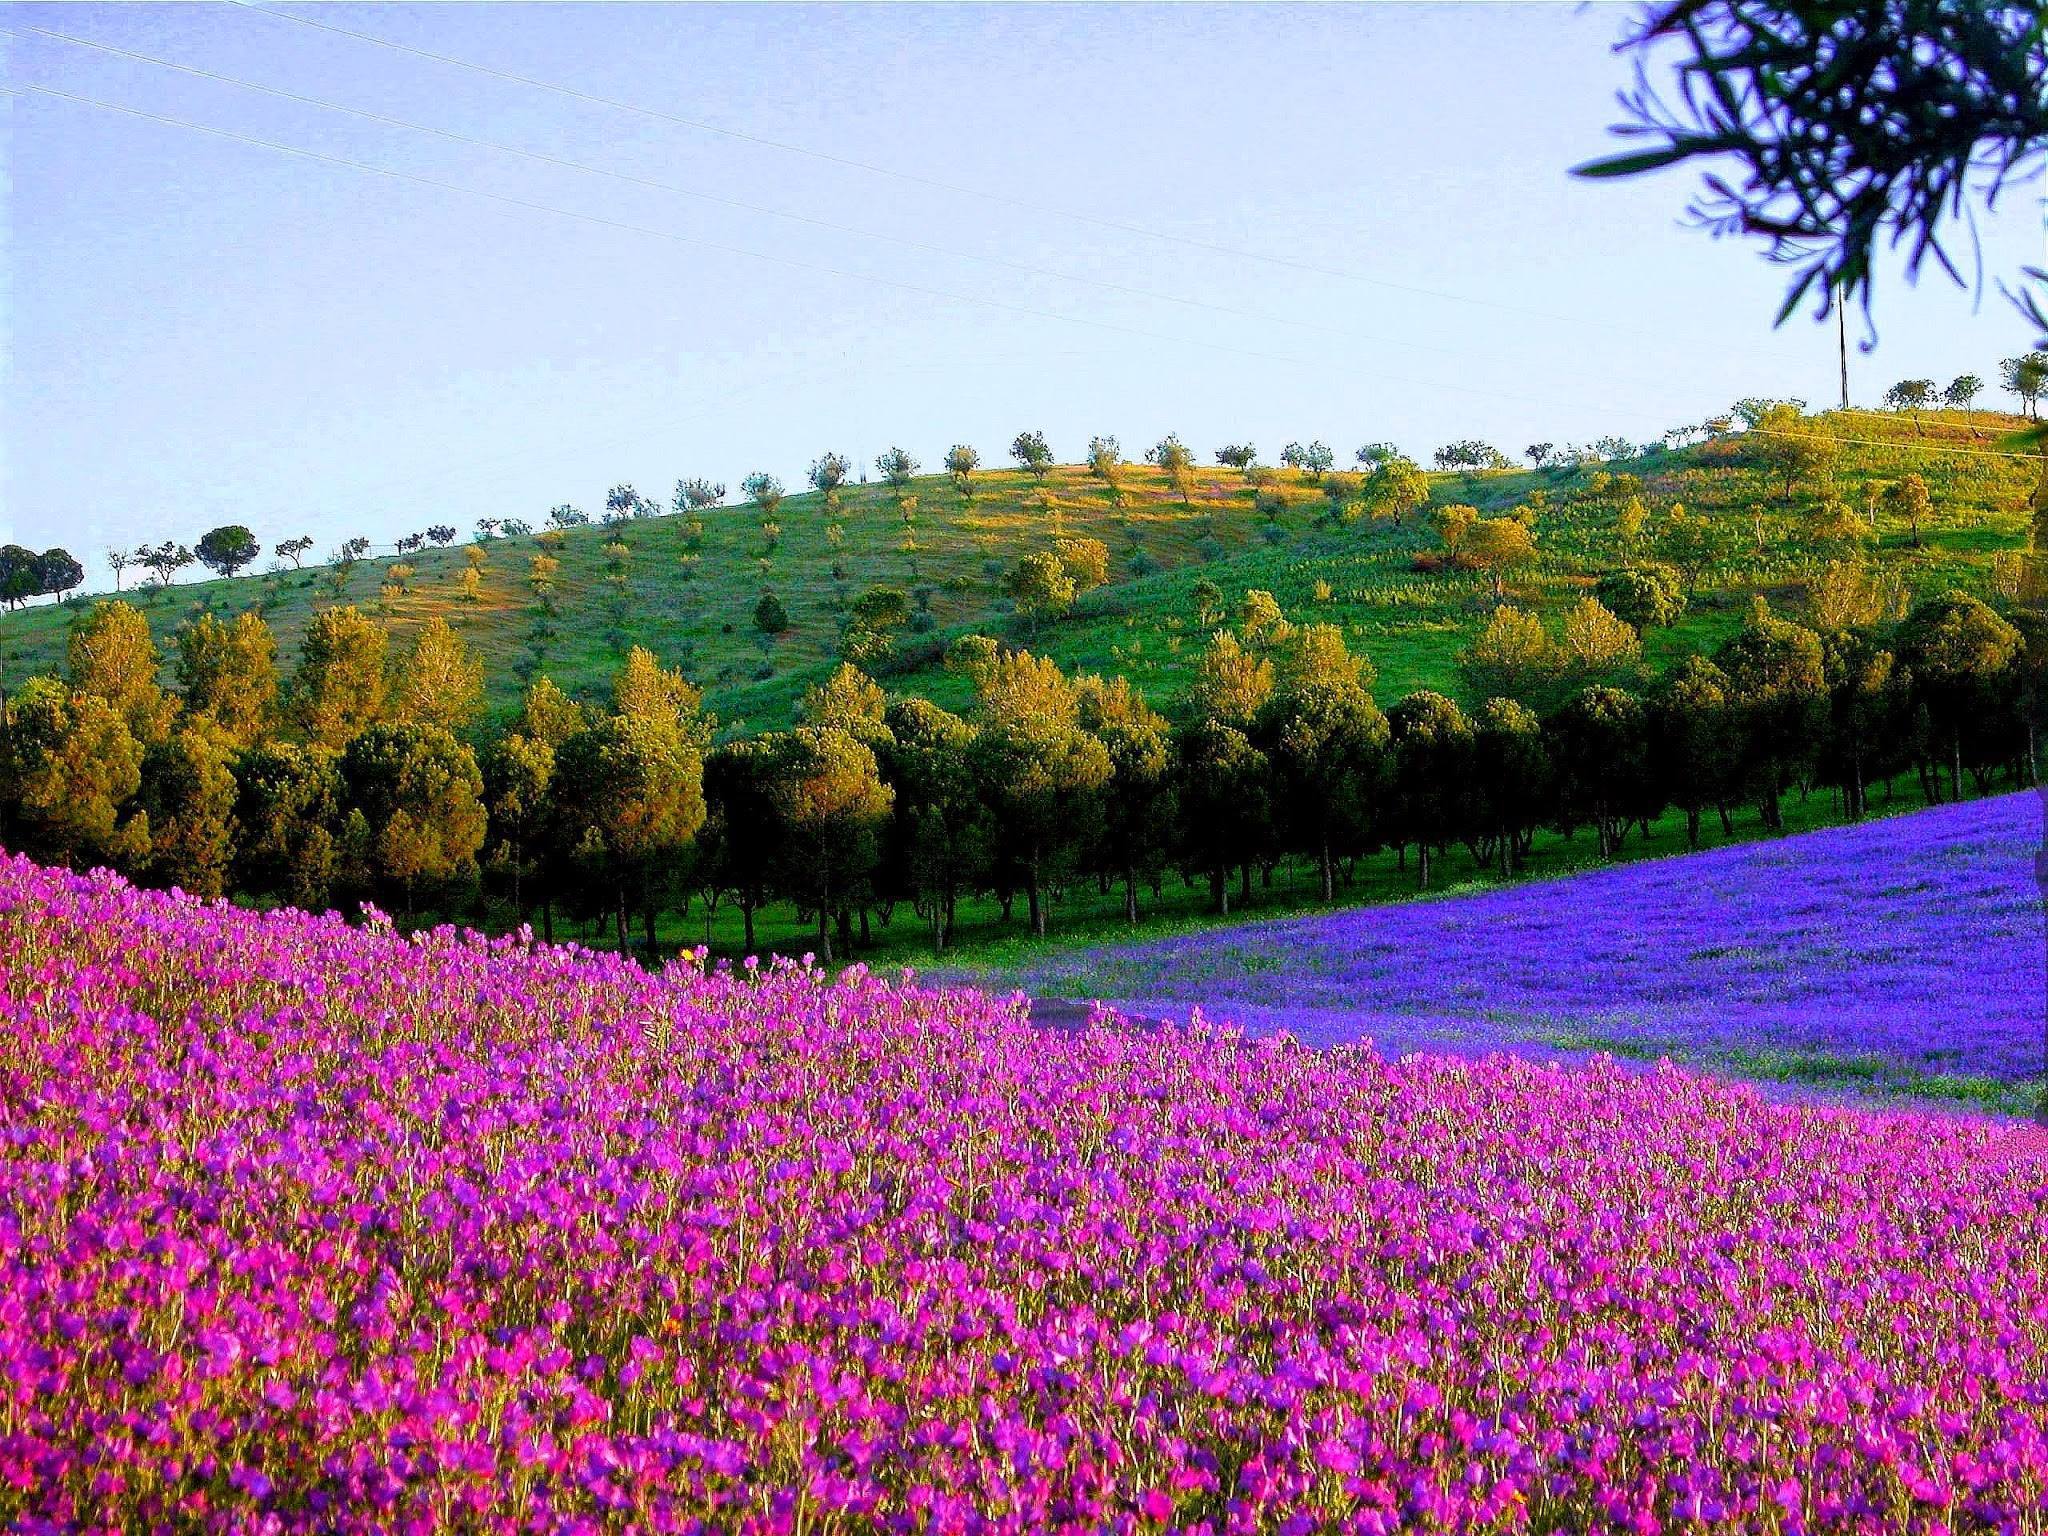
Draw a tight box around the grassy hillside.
[1,408,2033,733]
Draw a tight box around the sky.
[2,2,2043,583]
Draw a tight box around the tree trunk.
[816,882,833,963]
[1319,841,1334,902]
[1417,842,1430,889]
[1210,867,1228,915]
[1124,868,1139,924]
[1685,806,1700,849]
[643,905,658,962]
[741,901,756,956]
[1026,866,1044,938]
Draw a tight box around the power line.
[8,21,1666,389]
[9,80,1703,431]
[228,0,1812,365]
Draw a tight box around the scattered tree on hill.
[874,447,920,497]
[427,524,456,546]
[547,504,589,529]
[1882,472,1933,547]
[1943,374,1983,413]
[1458,605,1558,704]
[1560,597,1643,683]
[675,478,725,512]
[1882,378,1936,433]
[1215,444,1257,470]
[1750,403,1839,499]
[1354,442,1401,470]
[274,535,315,569]
[1594,564,1686,631]
[137,541,195,590]
[194,525,260,580]
[1525,442,1556,467]
[1461,516,1539,598]
[1279,441,1334,481]
[1006,551,1076,630]
[742,472,785,518]
[105,547,133,592]
[2001,352,2047,419]
[1433,440,1510,473]
[1010,430,1054,480]
[753,591,789,636]
[1362,455,1430,526]
[945,444,980,498]
[1053,536,1110,593]
[1148,435,1196,503]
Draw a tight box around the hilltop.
[0,407,2034,734]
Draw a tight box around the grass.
[1,409,2033,735]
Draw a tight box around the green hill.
[1,408,2032,731]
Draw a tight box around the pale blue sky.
[3,3,2040,579]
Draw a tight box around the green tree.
[968,649,1111,937]
[1010,429,1055,480]
[392,616,484,731]
[0,676,148,870]
[878,697,986,950]
[701,736,782,956]
[1714,598,1827,830]
[945,443,981,498]
[68,600,174,746]
[230,741,340,908]
[1751,403,1839,499]
[550,710,704,955]
[175,610,278,747]
[1006,551,1076,630]
[742,472,785,517]
[481,730,555,931]
[1649,655,1738,847]
[2002,352,2047,419]
[1594,565,1686,631]
[753,590,790,636]
[290,606,387,749]
[1944,374,1983,413]
[762,724,893,962]
[1881,472,1933,547]
[1461,517,1539,599]
[195,524,261,579]
[1896,590,2023,801]
[1549,685,1653,858]
[1362,456,1429,526]
[338,722,487,919]
[517,675,586,750]
[1259,626,1388,900]
[136,720,239,897]
[1457,605,1561,705]
[1053,536,1110,593]
[1469,697,1548,873]
[1074,674,1175,922]
[1174,715,1268,914]
[1385,691,1472,887]
[1147,434,1196,504]
[1882,378,1936,432]
[874,446,920,496]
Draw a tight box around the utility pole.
[1836,281,1849,410]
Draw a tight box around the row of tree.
[0,579,2032,961]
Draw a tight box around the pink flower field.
[4,852,2048,1533]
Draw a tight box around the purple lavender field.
[1023,792,2046,1108]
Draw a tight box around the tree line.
[0,574,2032,962]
